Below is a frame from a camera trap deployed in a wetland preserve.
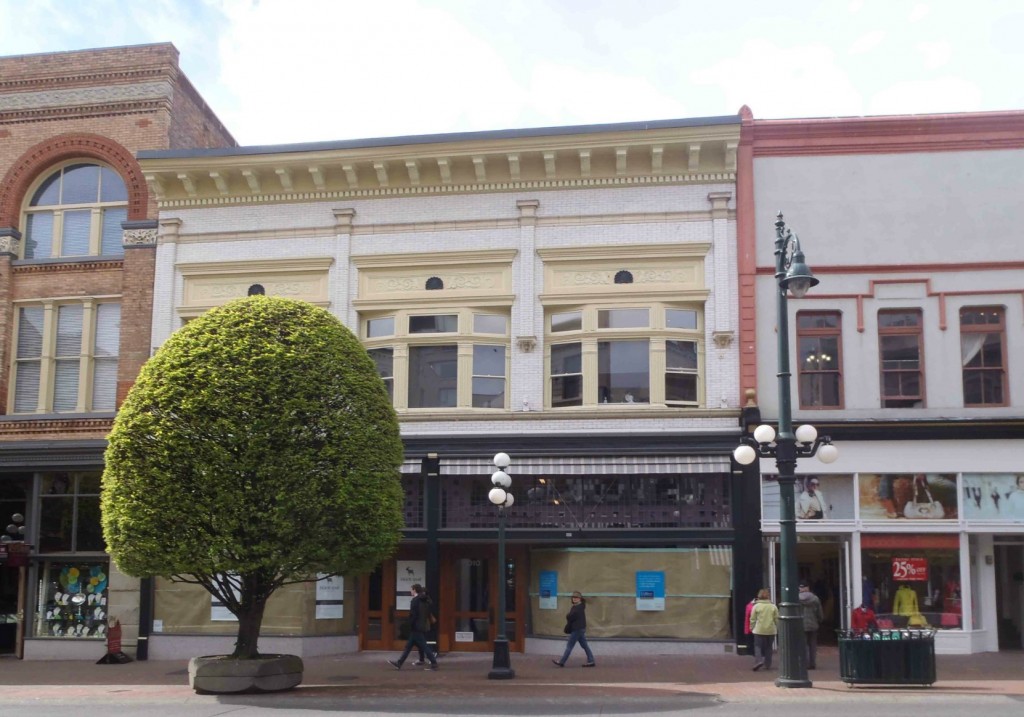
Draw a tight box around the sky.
[1,0,1023,147]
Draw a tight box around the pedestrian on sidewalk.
[743,594,757,661]
[798,580,823,669]
[749,588,778,671]
[388,584,439,671]
[553,591,596,667]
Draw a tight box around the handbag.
[903,484,944,519]
[563,624,571,634]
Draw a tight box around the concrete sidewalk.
[0,647,1021,703]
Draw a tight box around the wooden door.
[359,550,429,651]
[438,544,526,653]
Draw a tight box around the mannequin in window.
[851,602,878,633]
[893,583,919,627]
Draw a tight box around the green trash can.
[837,629,936,686]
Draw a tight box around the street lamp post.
[487,452,515,680]
[734,213,839,689]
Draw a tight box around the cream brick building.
[138,117,759,658]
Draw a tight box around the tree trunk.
[232,582,268,659]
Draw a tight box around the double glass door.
[359,545,525,653]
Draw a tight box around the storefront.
[758,439,1024,654]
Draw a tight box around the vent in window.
[425,277,444,291]
[614,270,634,284]
[247,284,266,296]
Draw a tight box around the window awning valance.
[400,455,729,475]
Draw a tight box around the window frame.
[8,299,121,414]
[544,302,704,409]
[877,309,925,408]
[959,305,1008,408]
[19,160,128,260]
[361,308,510,412]
[796,310,844,409]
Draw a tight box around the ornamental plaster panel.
[0,233,20,255]
[358,263,513,302]
[122,228,158,247]
[0,81,174,111]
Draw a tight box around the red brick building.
[0,43,234,659]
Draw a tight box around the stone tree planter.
[188,654,304,694]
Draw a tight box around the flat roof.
[138,114,742,160]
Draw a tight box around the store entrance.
[0,565,23,658]
[358,544,527,653]
[768,537,850,644]
[995,543,1024,650]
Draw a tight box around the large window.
[37,472,104,554]
[546,304,702,408]
[10,301,120,414]
[21,163,127,259]
[960,306,1006,407]
[878,309,924,408]
[362,309,509,411]
[797,311,842,408]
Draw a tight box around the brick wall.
[0,43,233,431]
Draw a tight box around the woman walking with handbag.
[749,588,779,671]
[552,591,596,667]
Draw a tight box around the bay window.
[362,309,509,411]
[546,304,703,408]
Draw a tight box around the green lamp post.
[734,213,839,688]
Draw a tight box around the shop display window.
[861,537,961,630]
[35,560,109,639]
[762,474,855,521]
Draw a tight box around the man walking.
[388,584,439,671]
[798,580,824,669]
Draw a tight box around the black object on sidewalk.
[837,629,936,686]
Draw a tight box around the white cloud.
[916,40,952,69]
[691,40,864,119]
[909,3,930,22]
[849,30,886,55]
[867,77,983,115]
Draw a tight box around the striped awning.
[400,455,729,475]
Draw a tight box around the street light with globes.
[487,452,515,679]
[734,213,839,688]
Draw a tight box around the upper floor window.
[362,309,509,411]
[546,304,702,408]
[38,471,104,553]
[21,163,127,259]
[10,301,120,414]
[960,306,1006,407]
[797,311,842,409]
[878,309,924,408]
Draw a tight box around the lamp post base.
[487,637,515,680]
[775,677,813,689]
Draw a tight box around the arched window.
[425,276,444,291]
[21,162,128,259]
[614,270,634,284]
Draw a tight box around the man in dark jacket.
[798,580,824,669]
[388,584,439,670]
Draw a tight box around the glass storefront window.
[35,560,109,639]
[37,471,104,553]
[861,536,961,630]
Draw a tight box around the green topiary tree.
[102,296,404,659]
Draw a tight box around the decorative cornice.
[0,416,114,437]
[0,81,174,111]
[12,258,123,274]
[752,110,1024,157]
[149,172,737,208]
[178,256,335,276]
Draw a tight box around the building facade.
[135,117,761,658]
[740,109,1024,654]
[0,44,233,659]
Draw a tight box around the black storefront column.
[731,405,764,655]
[422,454,441,650]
